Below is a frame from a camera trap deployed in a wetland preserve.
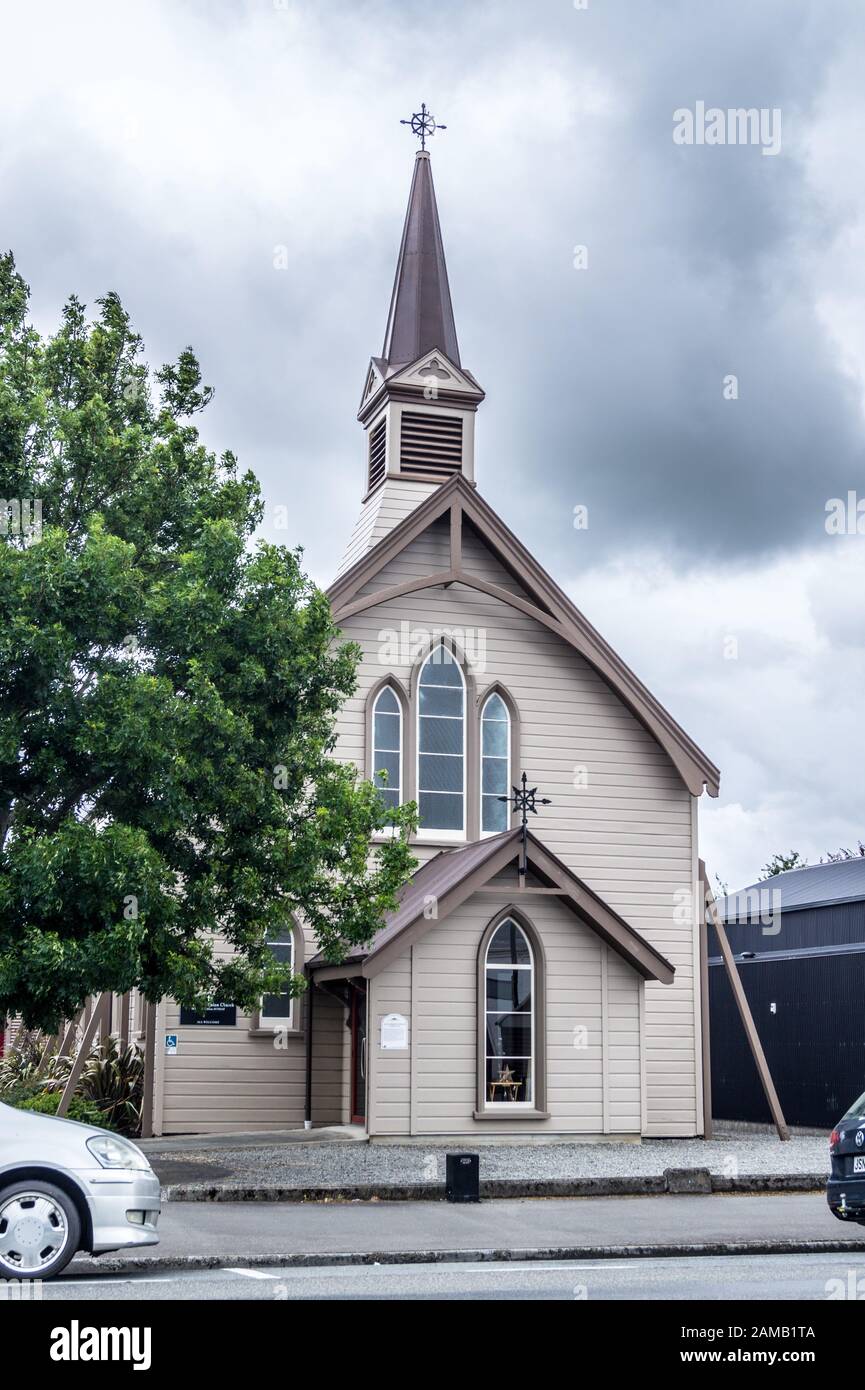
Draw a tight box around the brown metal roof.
[309,831,519,969]
[309,828,674,985]
[366,831,520,955]
[381,151,460,369]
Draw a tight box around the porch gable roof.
[308,828,675,985]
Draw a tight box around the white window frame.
[372,684,403,811]
[260,928,295,1028]
[480,692,511,838]
[484,920,534,1110]
[415,644,466,842]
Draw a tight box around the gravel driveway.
[142,1131,830,1189]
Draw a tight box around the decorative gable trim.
[327,476,720,797]
[358,351,485,429]
[358,357,387,414]
[389,349,482,398]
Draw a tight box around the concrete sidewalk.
[72,1192,865,1275]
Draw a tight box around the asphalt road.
[42,1252,865,1301]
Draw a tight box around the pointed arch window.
[481,692,511,835]
[261,926,296,1027]
[372,685,402,811]
[417,643,465,835]
[251,918,305,1035]
[485,919,533,1106]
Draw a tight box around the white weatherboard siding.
[335,479,440,578]
[369,953,412,1135]
[158,929,344,1135]
[366,888,642,1137]
[158,994,344,1134]
[335,521,699,1136]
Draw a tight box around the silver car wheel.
[0,1190,70,1275]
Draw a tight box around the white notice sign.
[380,1013,409,1050]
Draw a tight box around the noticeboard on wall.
[179,1001,237,1027]
[380,1012,409,1050]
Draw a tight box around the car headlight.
[86,1135,152,1171]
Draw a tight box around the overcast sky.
[3,0,864,889]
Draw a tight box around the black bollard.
[446,1152,480,1202]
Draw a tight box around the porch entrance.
[350,981,368,1125]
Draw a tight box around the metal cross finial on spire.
[499,773,552,882]
[400,103,447,152]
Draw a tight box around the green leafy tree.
[0,253,417,1031]
[758,850,807,881]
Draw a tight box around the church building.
[151,145,720,1140]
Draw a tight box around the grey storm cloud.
[3,0,864,582]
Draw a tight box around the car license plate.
[853,1157,865,1174]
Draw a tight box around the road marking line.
[260,1262,633,1278]
[413,1264,632,1275]
[222,1267,280,1280]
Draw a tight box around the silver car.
[0,1101,160,1279]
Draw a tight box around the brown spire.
[382,151,461,369]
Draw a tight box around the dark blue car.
[828,1089,865,1224]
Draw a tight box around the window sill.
[413,835,468,848]
[247,1026,303,1039]
[473,1109,550,1122]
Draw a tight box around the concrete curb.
[160,1171,827,1203]
[73,1234,865,1277]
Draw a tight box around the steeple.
[382,151,461,369]
[337,136,485,579]
[354,151,484,501]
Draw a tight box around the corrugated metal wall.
[712,901,865,956]
[709,947,865,1128]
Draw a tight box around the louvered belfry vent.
[368,418,387,491]
[400,411,463,477]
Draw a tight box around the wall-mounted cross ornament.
[498,772,552,881]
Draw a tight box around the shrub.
[78,1036,144,1135]
[18,1089,113,1129]
[0,1080,46,1108]
[0,1032,70,1096]
[0,1033,142,1134]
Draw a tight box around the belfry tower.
[337,146,484,575]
